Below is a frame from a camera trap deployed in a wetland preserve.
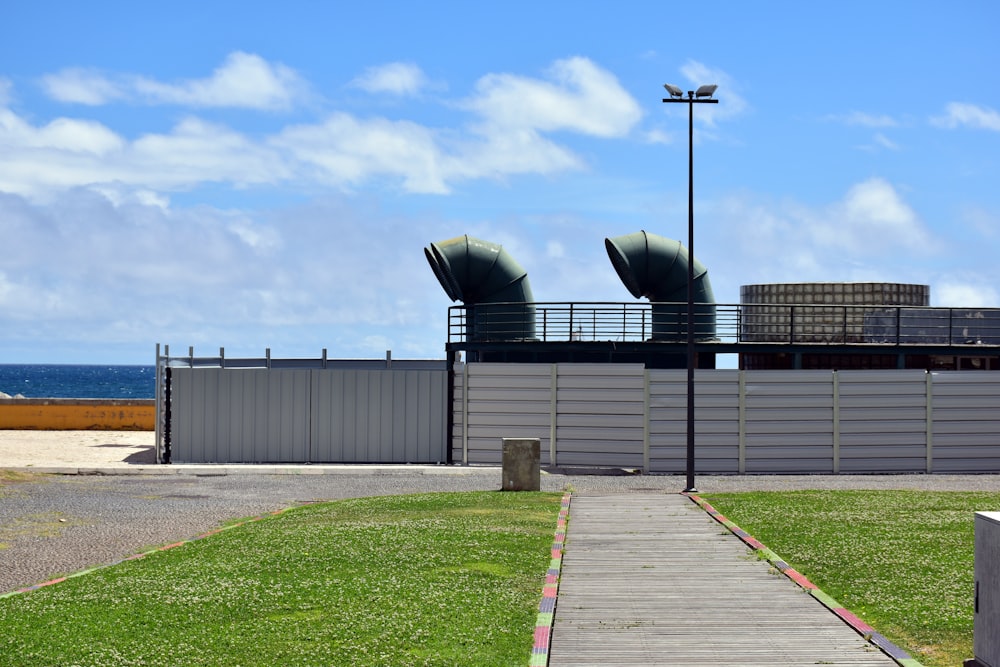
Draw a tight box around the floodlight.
[695,84,718,99]
[663,83,684,99]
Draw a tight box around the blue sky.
[1,1,998,364]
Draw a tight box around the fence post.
[832,370,840,474]
[926,371,934,473]
[643,368,650,473]
[738,370,746,474]
[462,363,470,465]
[549,364,558,467]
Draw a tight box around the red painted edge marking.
[684,493,921,666]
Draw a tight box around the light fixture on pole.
[662,82,718,493]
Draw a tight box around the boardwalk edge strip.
[1,504,316,599]
[530,491,571,667]
[684,492,926,667]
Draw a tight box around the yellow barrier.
[0,399,155,431]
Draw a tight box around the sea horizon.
[0,364,156,400]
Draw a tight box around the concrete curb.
[6,464,503,476]
[685,493,926,667]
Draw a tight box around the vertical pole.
[155,343,162,464]
[685,95,697,493]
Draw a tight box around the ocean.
[0,365,156,399]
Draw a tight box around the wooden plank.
[548,494,898,667]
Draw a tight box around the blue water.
[0,365,155,399]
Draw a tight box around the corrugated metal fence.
[167,366,448,464]
[452,364,1000,473]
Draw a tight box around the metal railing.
[445,302,1000,346]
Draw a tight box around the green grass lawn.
[701,490,1000,667]
[0,491,562,667]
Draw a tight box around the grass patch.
[702,490,1000,667]
[0,470,46,487]
[0,491,562,667]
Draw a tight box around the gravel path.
[3,467,1000,594]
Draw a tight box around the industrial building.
[154,231,1000,473]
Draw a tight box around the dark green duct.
[605,230,716,341]
[425,235,535,341]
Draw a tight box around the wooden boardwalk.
[546,494,900,667]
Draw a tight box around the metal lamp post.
[662,83,718,493]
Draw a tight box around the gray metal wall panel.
[463,363,553,466]
[840,458,926,473]
[170,369,311,463]
[646,369,740,474]
[837,370,927,472]
[555,364,644,468]
[451,365,1000,474]
[171,366,445,464]
[742,372,834,473]
[931,373,1000,469]
[450,363,465,464]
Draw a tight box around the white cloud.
[0,111,290,197]
[828,111,898,128]
[41,67,127,105]
[448,128,582,182]
[0,188,455,357]
[931,102,1000,131]
[273,112,449,193]
[643,128,673,145]
[872,133,899,150]
[40,52,308,110]
[6,56,643,197]
[131,117,291,187]
[352,62,428,96]
[0,78,12,106]
[829,178,931,251]
[676,60,746,126]
[467,56,643,138]
[705,178,937,294]
[132,52,306,110]
[935,282,1000,308]
[0,110,123,154]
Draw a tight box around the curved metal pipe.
[605,230,716,340]
[425,235,535,341]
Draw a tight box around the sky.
[1,1,999,364]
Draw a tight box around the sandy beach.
[0,430,155,468]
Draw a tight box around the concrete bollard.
[502,438,540,491]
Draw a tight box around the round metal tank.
[740,282,929,369]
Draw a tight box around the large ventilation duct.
[425,235,535,341]
[605,230,716,341]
